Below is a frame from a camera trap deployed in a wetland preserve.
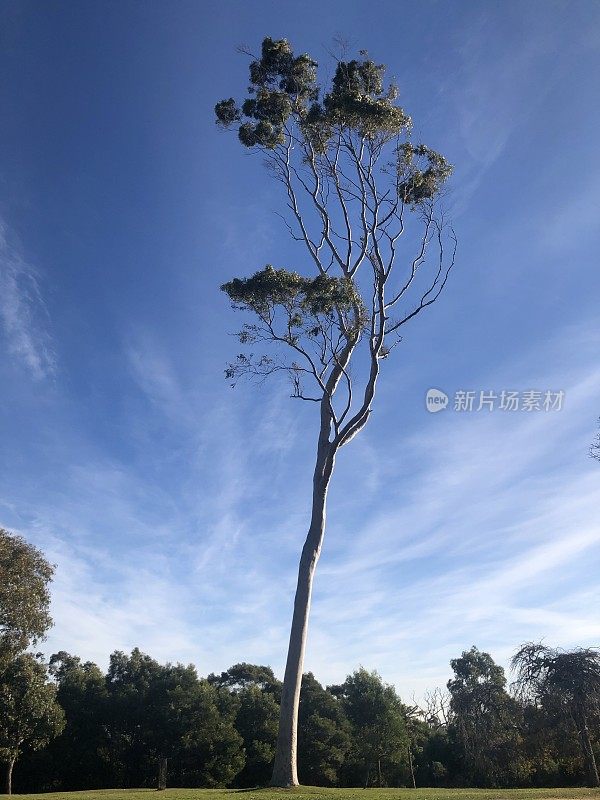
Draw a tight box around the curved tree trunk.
[270,437,334,787]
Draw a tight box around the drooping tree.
[520,698,582,787]
[0,528,54,662]
[216,36,455,786]
[512,643,600,787]
[0,653,65,794]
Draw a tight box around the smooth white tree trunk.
[270,440,333,786]
[5,757,14,796]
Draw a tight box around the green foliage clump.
[230,684,279,787]
[103,648,245,789]
[307,58,410,145]
[214,98,240,127]
[215,37,317,148]
[396,143,453,205]
[298,673,352,786]
[0,528,54,659]
[222,265,360,319]
[208,662,281,695]
[208,663,281,787]
[512,643,600,788]
[44,652,111,790]
[331,668,409,787]
[214,38,409,150]
[215,37,452,205]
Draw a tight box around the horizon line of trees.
[5,642,600,793]
[2,528,600,794]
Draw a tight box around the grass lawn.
[5,788,600,800]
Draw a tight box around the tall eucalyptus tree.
[216,37,456,786]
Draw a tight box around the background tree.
[216,35,455,786]
[331,667,409,787]
[43,652,111,790]
[0,528,54,662]
[403,703,433,788]
[447,646,528,787]
[230,684,279,787]
[421,686,451,730]
[521,699,583,787]
[297,672,351,786]
[209,664,281,787]
[512,642,600,787]
[208,662,281,696]
[0,653,64,794]
[104,648,245,789]
[400,687,454,787]
[9,642,600,792]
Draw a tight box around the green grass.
[5,788,600,800]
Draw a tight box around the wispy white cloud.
[302,325,600,695]
[3,314,598,699]
[536,171,600,254]
[3,0,599,710]
[125,330,194,425]
[0,328,305,671]
[0,218,55,379]
[441,8,564,213]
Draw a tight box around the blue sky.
[1,0,599,697]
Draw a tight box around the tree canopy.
[0,653,64,794]
[216,36,455,436]
[331,667,409,787]
[447,647,528,787]
[215,37,451,203]
[0,528,54,660]
[10,645,600,793]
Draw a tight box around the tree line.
[6,644,600,793]
[2,528,600,793]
